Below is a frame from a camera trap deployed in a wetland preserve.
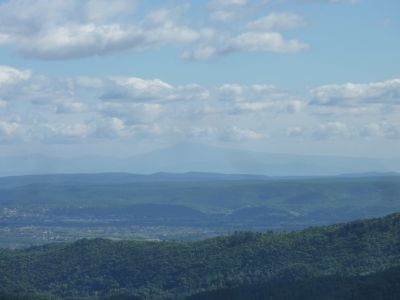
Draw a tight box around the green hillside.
[0,213,399,299]
[188,265,400,300]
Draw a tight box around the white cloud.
[0,65,354,147]
[183,31,308,60]
[312,121,352,139]
[310,105,385,117]
[231,100,303,114]
[159,125,265,141]
[131,123,164,138]
[286,126,304,137]
[247,13,305,31]
[361,121,400,139]
[311,79,400,106]
[17,24,142,59]
[92,117,126,139]
[0,0,308,61]
[208,0,249,22]
[2,64,398,146]
[98,102,163,124]
[0,65,31,85]
[101,77,173,102]
[208,0,249,8]
[0,66,80,107]
[0,121,19,136]
[213,84,304,115]
[285,122,353,139]
[181,47,219,61]
[290,0,358,3]
[209,10,237,22]
[16,22,210,60]
[228,32,307,53]
[43,123,91,138]
[286,120,400,141]
[221,126,265,141]
[0,0,213,60]
[219,84,279,101]
[101,77,213,104]
[85,0,139,22]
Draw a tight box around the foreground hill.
[188,265,400,300]
[0,213,399,299]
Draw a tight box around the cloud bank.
[0,0,310,60]
[1,65,399,146]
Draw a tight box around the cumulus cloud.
[216,84,276,102]
[247,13,305,31]
[209,10,238,22]
[0,0,213,60]
[92,117,126,139]
[0,65,31,85]
[101,77,213,104]
[157,125,265,142]
[208,0,249,22]
[286,122,353,139]
[43,123,91,138]
[311,79,400,106]
[0,66,76,106]
[231,99,303,114]
[18,24,142,59]
[84,0,139,22]
[208,0,249,7]
[286,126,304,137]
[211,84,304,115]
[0,0,308,61]
[287,0,358,3]
[101,77,173,102]
[312,121,352,139]
[0,65,309,144]
[287,120,400,140]
[182,31,308,60]
[221,126,265,141]
[15,21,213,60]
[98,102,163,124]
[229,32,307,53]
[2,64,398,146]
[360,121,400,140]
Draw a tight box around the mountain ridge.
[1,143,399,177]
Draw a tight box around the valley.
[0,173,399,247]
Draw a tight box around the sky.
[0,0,399,159]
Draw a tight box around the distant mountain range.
[1,143,399,177]
[0,170,399,189]
[0,172,271,189]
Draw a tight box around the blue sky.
[0,0,399,158]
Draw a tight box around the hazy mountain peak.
[1,143,399,177]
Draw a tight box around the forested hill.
[0,213,399,299]
[188,265,400,300]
